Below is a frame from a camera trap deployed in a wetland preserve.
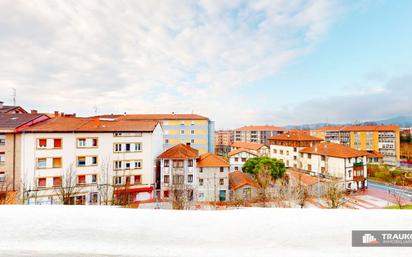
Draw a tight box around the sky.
[0,0,411,129]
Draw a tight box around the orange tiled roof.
[231,142,266,151]
[288,170,319,186]
[197,153,229,167]
[235,125,286,131]
[158,144,199,159]
[358,150,383,158]
[316,125,400,132]
[228,148,258,157]
[21,117,159,132]
[229,171,258,190]
[300,142,366,158]
[98,114,209,120]
[269,130,323,141]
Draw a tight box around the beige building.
[234,125,286,145]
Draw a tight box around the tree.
[0,178,14,204]
[291,174,310,208]
[54,164,82,205]
[323,181,345,209]
[98,158,114,205]
[243,157,286,207]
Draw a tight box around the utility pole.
[12,88,16,106]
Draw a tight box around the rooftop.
[21,117,159,133]
[231,142,266,151]
[228,148,259,157]
[269,130,323,142]
[315,125,400,132]
[0,113,48,131]
[98,113,209,121]
[158,144,199,159]
[196,153,229,167]
[300,142,367,158]
[229,171,259,190]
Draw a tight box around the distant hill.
[284,116,412,130]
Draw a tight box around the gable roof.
[235,125,286,132]
[197,153,229,167]
[0,105,27,114]
[300,142,366,158]
[229,171,258,190]
[0,113,48,132]
[316,125,400,132]
[288,170,320,186]
[231,142,266,151]
[358,150,383,159]
[98,114,209,120]
[228,148,258,157]
[21,117,159,133]
[269,130,323,142]
[158,144,199,159]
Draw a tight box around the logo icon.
[362,234,380,245]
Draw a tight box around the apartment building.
[214,130,233,157]
[158,144,229,202]
[99,114,215,155]
[228,149,258,172]
[229,171,258,201]
[20,116,163,205]
[0,113,49,203]
[268,131,323,168]
[233,125,286,145]
[231,142,269,156]
[299,142,368,191]
[311,125,400,165]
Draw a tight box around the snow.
[0,206,411,257]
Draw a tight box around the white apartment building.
[299,142,368,191]
[158,144,229,202]
[268,131,323,168]
[228,149,258,172]
[20,116,163,205]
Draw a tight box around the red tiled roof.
[300,142,366,158]
[228,148,258,157]
[197,153,229,167]
[316,125,400,132]
[269,130,323,141]
[235,125,286,131]
[98,114,209,120]
[358,150,383,158]
[0,113,49,131]
[21,117,159,133]
[288,170,319,186]
[229,171,258,190]
[231,142,266,151]
[0,105,27,114]
[158,144,199,159]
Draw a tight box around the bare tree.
[98,158,114,205]
[323,181,345,209]
[256,165,273,207]
[169,174,194,210]
[291,174,310,208]
[0,178,15,204]
[54,164,82,205]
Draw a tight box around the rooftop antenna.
[12,88,16,106]
[93,105,98,115]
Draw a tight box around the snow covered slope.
[0,206,411,257]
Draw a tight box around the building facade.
[233,125,286,145]
[231,142,269,156]
[268,131,323,168]
[228,149,258,172]
[299,142,368,191]
[311,125,400,165]
[19,116,164,205]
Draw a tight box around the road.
[368,181,412,200]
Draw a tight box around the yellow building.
[311,125,400,165]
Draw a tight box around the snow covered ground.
[0,206,411,257]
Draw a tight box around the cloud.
[260,74,412,126]
[0,0,341,127]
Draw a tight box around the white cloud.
[0,0,341,127]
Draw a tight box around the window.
[198,192,204,199]
[114,144,122,152]
[38,139,47,148]
[220,167,224,173]
[91,156,97,165]
[219,179,224,185]
[164,175,170,184]
[294,147,297,152]
[173,160,184,168]
[199,178,204,186]
[0,172,5,182]
[163,190,169,198]
[134,175,141,184]
[180,130,185,135]
[114,143,141,152]
[164,160,170,167]
[134,161,141,169]
[293,156,297,160]
[77,175,86,185]
[348,170,352,177]
[77,157,86,167]
[114,176,122,185]
[0,135,5,145]
[53,177,62,187]
[273,149,277,154]
[188,159,193,167]
[0,152,4,165]
[190,139,195,144]
[308,164,312,171]
[114,161,121,170]
[234,157,239,162]
[321,155,326,161]
[37,158,47,169]
[53,139,62,148]
[191,130,195,134]
[184,174,193,183]
[280,150,284,155]
[125,144,131,152]
[165,139,169,144]
[38,178,46,187]
[78,138,86,147]
[92,138,98,147]
[199,168,203,173]
[241,158,246,162]
[91,174,97,184]
[235,166,239,171]
[173,175,184,185]
[53,158,62,168]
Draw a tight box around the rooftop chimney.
[54,111,59,117]
[0,101,3,108]
[31,110,38,114]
